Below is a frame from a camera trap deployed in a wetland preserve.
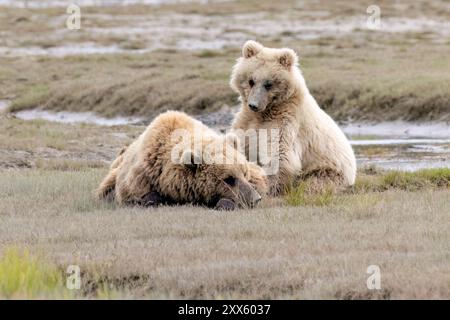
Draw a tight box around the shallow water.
[0,7,448,57]
[350,138,450,146]
[344,123,450,171]
[353,143,450,171]
[0,44,151,57]
[14,109,142,126]
[342,122,450,139]
[10,108,450,172]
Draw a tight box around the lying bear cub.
[97,111,267,210]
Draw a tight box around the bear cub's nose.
[248,103,258,111]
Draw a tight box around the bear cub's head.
[230,40,300,114]
[177,134,267,210]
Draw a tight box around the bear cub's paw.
[141,191,168,207]
[214,198,237,211]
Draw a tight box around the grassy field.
[0,166,449,299]
[1,0,449,121]
[0,117,449,299]
[0,116,449,299]
[3,38,449,122]
[0,117,141,169]
[0,0,449,300]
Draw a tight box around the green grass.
[0,247,123,299]
[195,50,224,58]
[351,168,450,193]
[0,248,70,299]
[10,85,49,112]
[285,181,335,206]
[382,168,450,190]
[285,168,450,206]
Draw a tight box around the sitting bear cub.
[230,40,357,195]
[97,111,267,210]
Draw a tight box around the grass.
[2,41,448,122]
[195,50,224,58]
[0,247,123,299]
[10,85,49,112]
[0,0,449,299]
[0,1,449,121]
[0,116,448,299]
[284,168,450,207]
[0,166,448,299]
[0,248,69,299]
[1,52,237,118]
[351,168,450,193]
[285,181,336,207]
[0,117,141,169]
[382,169,450,189]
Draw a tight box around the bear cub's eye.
[224,176,237,186]
[248,79,255,87]
[264,81,272,90]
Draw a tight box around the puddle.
[1,11,448,56]
[342,122,450,139]
[6,108,450,172]
[350,138,450,146]
[357,157,449,172]
[0,43,151,58]
[353,141,450,171]
[14,109,142,126]
[65,14,450,49]
[347,122,450,171]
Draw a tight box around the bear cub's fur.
[230,40,356,195]
[97,111,267,210]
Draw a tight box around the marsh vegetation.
[0,0,449,299]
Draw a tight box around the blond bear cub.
[97,111,267,210]
[230,40,356,195]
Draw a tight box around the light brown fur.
[97,111,267,209]
[230,41,356,195]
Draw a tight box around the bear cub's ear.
[278,48,298,69]
[242,40,263,59]
[180,149,202,171]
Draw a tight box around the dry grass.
[1,0,449,121]
[1,0,449,299]
[0,117,141,168]
[0,167,449,299]
[3,40,449,122]
[3,42,449,122]
[3,52,237,118]
[0,117,448,299]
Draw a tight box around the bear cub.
[97,111,267,210]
